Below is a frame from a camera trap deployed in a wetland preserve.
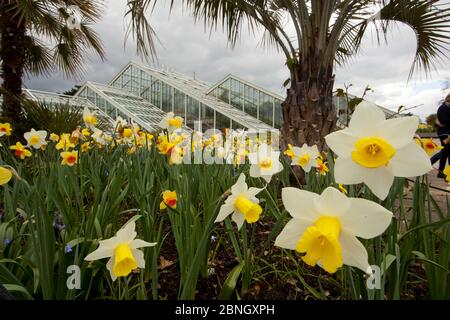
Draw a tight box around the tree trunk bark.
[0,3,26,123]
[281,62,336,152]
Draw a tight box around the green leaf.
[219,262,244,300]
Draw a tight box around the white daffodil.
[291,144,320,172]
[248,143,283,183]
[24,129,47,149]
[215,173,264,229]
[159,112,184,132]
[325,102,432,200]
[85,220,156,281]
[275,187,392,274]
[83,107,98,130]
[92,128,110,146]
[114,116,128,131]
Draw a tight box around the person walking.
[436,93,450,178]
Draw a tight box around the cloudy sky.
[25,1,450,120]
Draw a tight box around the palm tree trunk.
[281,61,336,152]
[0,3,26,122]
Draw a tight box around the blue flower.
[65,244,72,253]
[3,238,11,246]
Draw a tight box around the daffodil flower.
[83,107,98,129]
[316,158,329,176]
[160,190,177,210]
[275,187,392,274]
[85,220,156,281]
[10,142,32,159]
[61,151,78,166]
[248,143,283,183]
[415,138,443,156]
[159,112,184,132]
[283,144,295,160]
[215,173,263,229]
[24,129,47,149]
[443,166,450,182]
[0,123,12,137]
[291,144,320,172]
[0,166,13,185]
[325,102,432,200]
[50,133,60,142]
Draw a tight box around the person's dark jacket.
[437,102,450,136]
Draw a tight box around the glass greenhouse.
[2,61,402,133]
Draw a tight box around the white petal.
[274,218,311,250]
[261,174,272,183]
[315,187,350,217]
[106,256,117,281]
[378,117,418,149]
[215,203,234,222]
[84,247,113,261]
[130,239,157,249]
[249,165,261,178]
[231,173,248,195]
[246,187,264,198]
[282,187,320,221]
[340,231,371,273]
[132,249,145,269]
[333,158,366,184]
[116,221,137,243]
[325,130,358,158]
[363,167,395,200]
[231,211,245,230]
[348,102,386,136]
[389,142,433,178]
[340,198,393,239]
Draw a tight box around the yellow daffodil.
[82,128,90,137]
[248,143,283,183]
[159,112,183,132]
[0,123,12,137]
[215,173,264,229]
[10,142,32,159]
[50,133,60,142]
[84,220,156,281]
[81,142,91,153]
[443,166,450,182]
[316,158,329,175]
[415,138,443,156]
[0,166,13,185]
[275,187,392,274]
[290,144,320,172]
[24,129,47,149]
[83,107,97,129]
[157,135,175,155]
[160,190,177,210]
[56,134,75,151]
[283,144,295,160]
[338,184,348,194]
[61,151,78,166]
[325,102,432,200]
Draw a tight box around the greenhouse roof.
[119,62,275,131]
[75,82,178,132]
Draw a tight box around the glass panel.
[215,111,230,130]
[259,92,274,126]
[244,85,258,118]
[274,99,283,128]
[217,79,230,104]
[230,78,243,110]
[161,83,173,112]
[150,78,161,108]
[231,121,245,130]
[186,96,200,128]
[174,89,186,118]
[200,104,215,131]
